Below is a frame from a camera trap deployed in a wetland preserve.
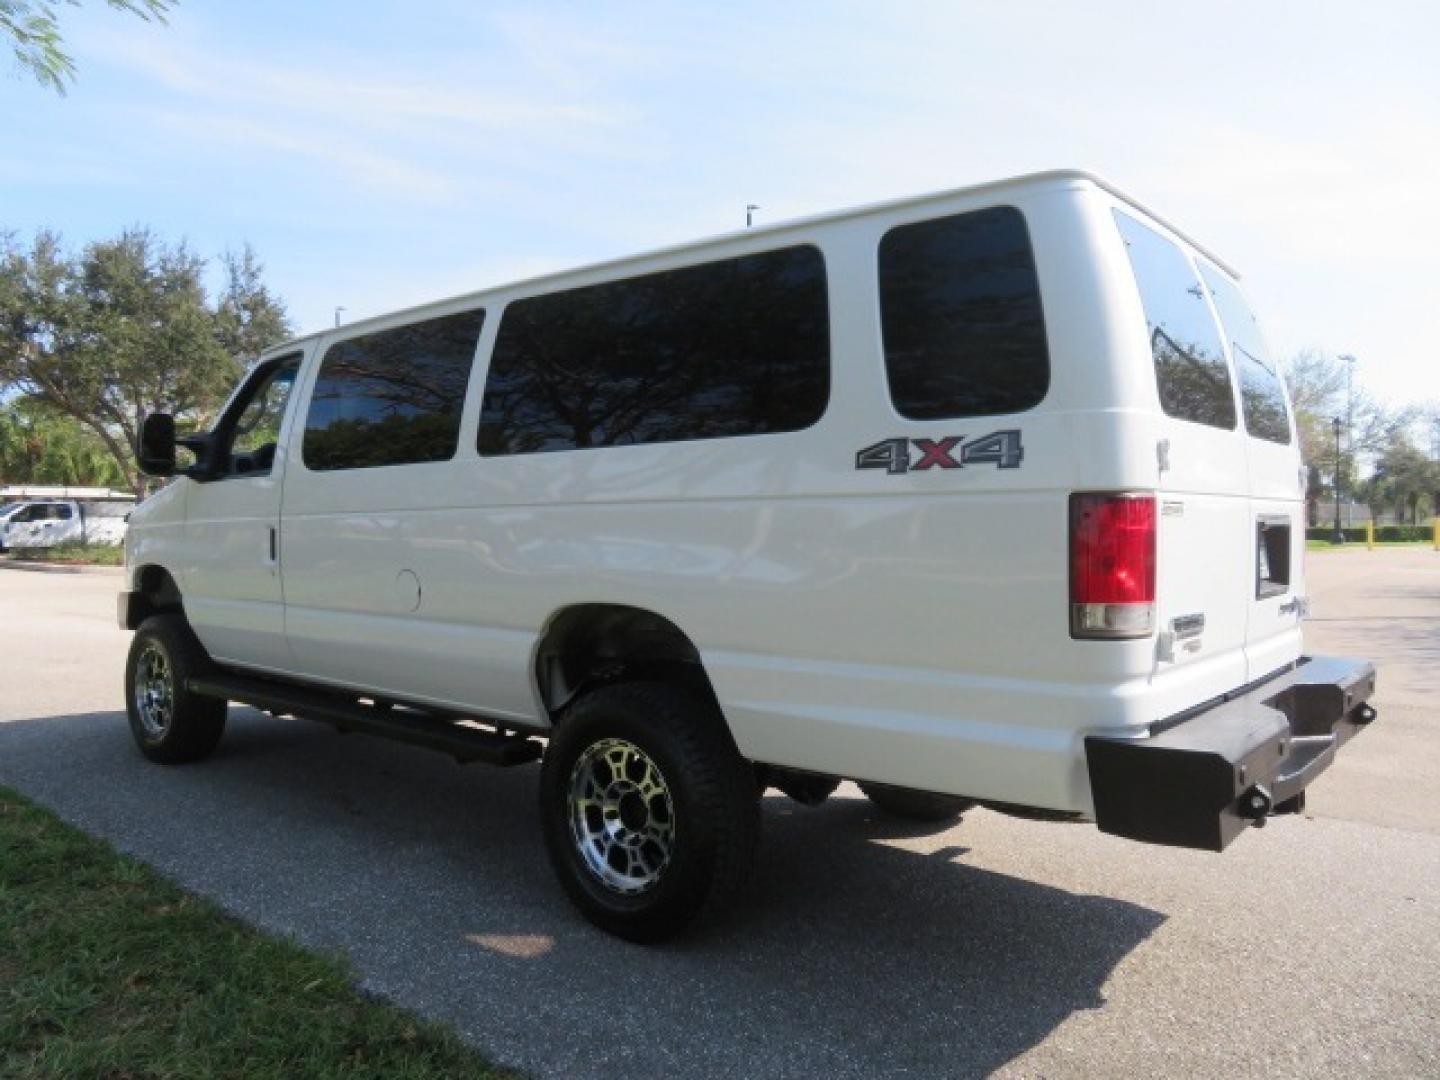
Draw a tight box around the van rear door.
[1112,211,1250,703]
[1197,264,1306,681]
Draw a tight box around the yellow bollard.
[1366,519,1374,550]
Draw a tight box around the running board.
[186,673,543,766]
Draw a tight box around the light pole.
[1332,416,1344,544]
[746,204,759,229]
[1343,354,1356,424]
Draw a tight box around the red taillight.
[1070,492,1156,639]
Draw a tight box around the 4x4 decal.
[855,430,1023,475]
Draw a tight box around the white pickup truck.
[1,499,131,550]
[117,171,1376,941]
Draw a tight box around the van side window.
[1197,265,1291,445]
[477,246,829,456]
[878,207,1049,420]
[1113,211,1236,430]
[303,309,485,471]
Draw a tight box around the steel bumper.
[1085,656,1377,851]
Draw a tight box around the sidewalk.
[0,559,124,576]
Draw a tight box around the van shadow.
[0,708,1165,1080]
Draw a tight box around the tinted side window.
[878,206,1049,420]
[478,246,828,456]
[1198,265,1291,445]
[1114,211,1235,430]
[303,309,484,471]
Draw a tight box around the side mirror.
[137,413,177,477]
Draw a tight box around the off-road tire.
[539,681,760,943]
[859,782,972,823]
[125,613,227,764]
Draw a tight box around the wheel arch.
[123,563,185,630]
[531,603,722,722]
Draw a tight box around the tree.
[0,228,291,494]
[2,1,172,93]
[214,245,291,364]
[1422,403,1440,518]
[1283,349,1348,472]
[0,397,127,487]
[1283,349,1412,524]
[1365,431,1437,524]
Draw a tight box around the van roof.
[266,169,1237,353]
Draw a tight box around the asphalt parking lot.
[1,550,1437,1079]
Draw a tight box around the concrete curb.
[0,560,124,576]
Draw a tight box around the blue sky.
[4,0,1438,408]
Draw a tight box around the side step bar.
[187,672,543,766]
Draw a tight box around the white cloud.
[78,22,639,204]
[144,110,463,202]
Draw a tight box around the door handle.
[268,526,278,562]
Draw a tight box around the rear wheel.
[539,681,759,942]
[859,783,972,823]
[125,614,227,764]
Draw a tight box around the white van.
[120,170,1375,940]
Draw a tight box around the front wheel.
[124,614,227,764]
[539,682,759,943]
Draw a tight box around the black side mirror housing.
[137,413,177,476]
[138,413,220,479]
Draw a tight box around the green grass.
[5,544,124,565]
[1306,539,1436,550]
[0,785,509,1079]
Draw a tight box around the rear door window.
[1113,211,1236,430]
[1197,265,1291,444]
[878,206,1049,419]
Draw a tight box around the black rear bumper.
[1085,656,1377,851]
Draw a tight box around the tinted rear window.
[1114,211,1236,430]
[878,206,1049,420]
[303,309,484,471]
[1198,264,1291,444]
[478,246,829,455]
